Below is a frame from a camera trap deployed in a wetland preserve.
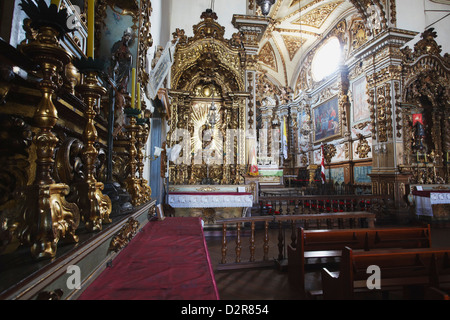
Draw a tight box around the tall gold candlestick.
[87,0,95,58]
[20,25,80,259]
[131,68,136,108]
[75,70,112,231]
[137,82,141,110]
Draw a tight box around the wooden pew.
[288,225,431,297]
[322,247,450,300]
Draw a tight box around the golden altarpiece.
[0,0,154,300]
[165,10,264,224]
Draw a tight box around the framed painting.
[312,96,341,143]
[351,76,370,124]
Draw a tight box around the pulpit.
[168,185,254,227]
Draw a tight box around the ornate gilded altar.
[0,0,154,262]
[164,10,269,223]
[168,9,249,186]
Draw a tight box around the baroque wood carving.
[169,9,247,185]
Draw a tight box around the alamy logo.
[66,265,81,290]
[366,265,381,290]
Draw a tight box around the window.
[311,37,342,82]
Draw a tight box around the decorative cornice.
[352,28,418,61]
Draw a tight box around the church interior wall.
[397,0,450,52]
[169,0,246,40]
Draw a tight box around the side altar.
[168,185,254,226]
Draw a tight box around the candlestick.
[131,68,136,108]
[87,0,95,58]
[417,152,419,163]
[137,82,141,110]
[424,153,427,163]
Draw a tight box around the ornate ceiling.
[257,0,356,88]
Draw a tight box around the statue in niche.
[412,113,428,155]
[109,28,134,91]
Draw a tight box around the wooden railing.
[214,194,389,271]
[258,194,385,216]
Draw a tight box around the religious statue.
[413,113,427,154]
[109,28,134,91]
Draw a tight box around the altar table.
[413,189,450,220]
[168,191,253,225]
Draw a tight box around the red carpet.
[79,217,219,300]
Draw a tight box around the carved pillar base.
[73,181,112,232]
[124,177,144,206]
[20,183,80,259]
[140,179,152,203]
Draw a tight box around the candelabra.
[124,108,143,206]
[18,0,80,259]
[74,59,112,231]
[136,119,152,203]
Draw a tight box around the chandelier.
[256,0,276,16]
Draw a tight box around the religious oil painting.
[313,96,340,142]
[351,76,370,124]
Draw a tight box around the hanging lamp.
[256,0,275,16]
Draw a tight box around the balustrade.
[214,194,386,270]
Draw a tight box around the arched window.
[311,37,342,82]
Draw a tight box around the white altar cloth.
[413,190,450,217]
[168,192,253,209]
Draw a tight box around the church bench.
[321,247,450,300]
[288,225,431,297]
